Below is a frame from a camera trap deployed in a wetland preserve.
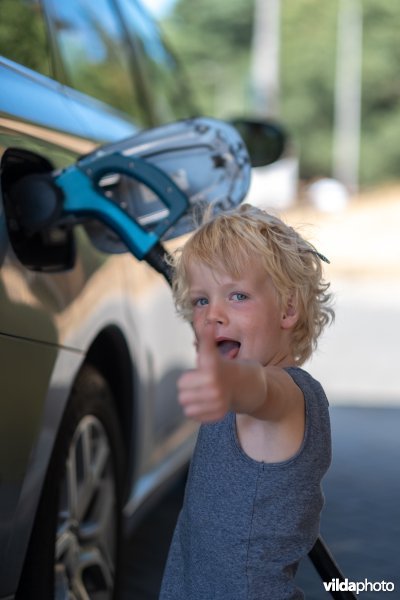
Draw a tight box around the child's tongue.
[217,340,240,360]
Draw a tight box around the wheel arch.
[16,360,127,599]
[84,325,137,496]
[13,327,139,597]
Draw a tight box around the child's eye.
[192,297,208,307]
[231,293,247,302]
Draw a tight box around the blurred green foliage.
[0,0,50,77]
[163,0,253,116]
[164,0,400,187]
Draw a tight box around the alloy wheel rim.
[55,415,117,600]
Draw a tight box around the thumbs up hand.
[177,323,233,423]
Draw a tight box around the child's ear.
[281,298,298,329]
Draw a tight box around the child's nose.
[205,301,228,325]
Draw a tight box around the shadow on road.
[121,479,184,600]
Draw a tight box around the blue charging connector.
[57,152,188,261]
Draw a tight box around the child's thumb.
[197,322,219,370]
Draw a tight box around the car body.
[0,1,198,598]
[0,2,289,598]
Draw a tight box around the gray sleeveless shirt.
[160,367,331,600]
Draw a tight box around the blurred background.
[125,1,400,598]
[145,0,400,190]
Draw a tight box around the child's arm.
[178,323,303,423]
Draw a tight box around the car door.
[43,0,197,479]
[0,0,196,594]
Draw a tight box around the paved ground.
[285,186,400,281]
[296,405,400,599]
[121,478,184,599]
[285,189,400,410]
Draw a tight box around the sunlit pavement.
[288,189,400,408]
[304,275,400,408]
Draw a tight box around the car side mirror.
[230,118,288,168]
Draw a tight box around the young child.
[160,203,334,600]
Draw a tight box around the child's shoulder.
[284,366,328,401]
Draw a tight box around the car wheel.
[16,365,125,600]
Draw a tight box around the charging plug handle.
[57,152,188,261]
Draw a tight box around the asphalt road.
[120,404,400,599]
[297,405,400,599]
[121,475,184,599]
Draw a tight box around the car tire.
[16,365,125,600]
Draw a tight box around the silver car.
[0,1,286,599]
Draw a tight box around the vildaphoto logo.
[323,578,395,594]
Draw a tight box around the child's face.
[187,259,295,367]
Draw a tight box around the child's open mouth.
[217,339,241,360]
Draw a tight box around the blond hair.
[171,204,334,365]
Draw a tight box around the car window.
[0,0,51,77]
[116,0,195,122]
[48,0,145,120]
